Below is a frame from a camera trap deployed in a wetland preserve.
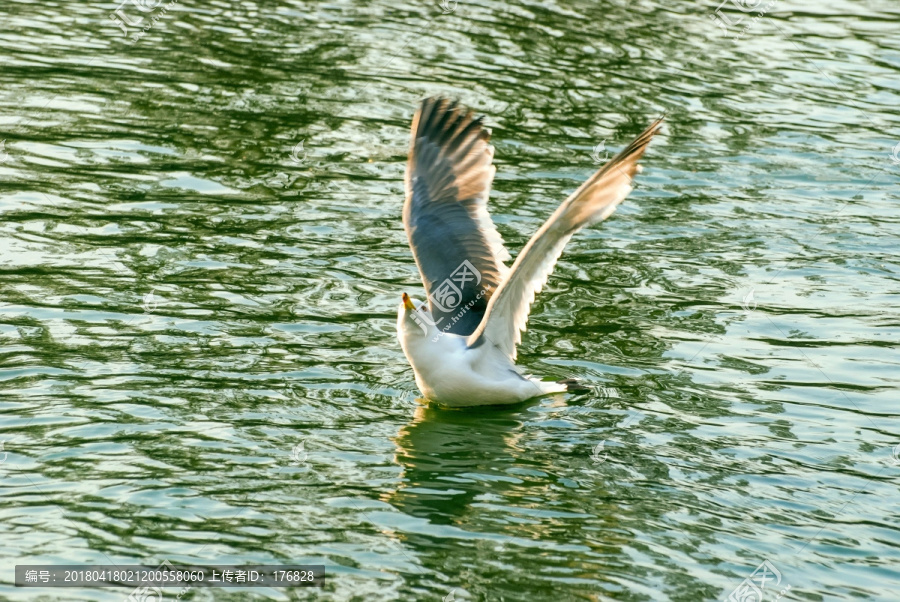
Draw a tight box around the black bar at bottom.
[15,565,324,587]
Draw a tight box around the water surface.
[1,0,899,600]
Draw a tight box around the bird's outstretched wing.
[467,117,664,360]
[404,97,510,336]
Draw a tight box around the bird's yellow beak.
[402,293,416,311]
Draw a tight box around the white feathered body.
[397,306,564,407]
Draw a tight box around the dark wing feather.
[403,97,510,335]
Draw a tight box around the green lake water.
[1,0,899,600]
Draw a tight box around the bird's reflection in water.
[379,394,675,598]
[383,397,556,525]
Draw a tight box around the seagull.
[397,97,663,407]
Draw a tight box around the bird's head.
[397,293,435,339]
